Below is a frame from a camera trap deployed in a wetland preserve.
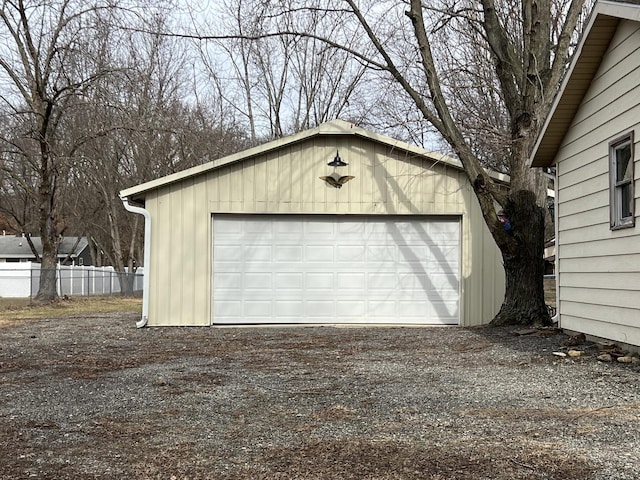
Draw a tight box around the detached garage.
[120,119,505,327]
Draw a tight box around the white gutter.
[121,197,151,328]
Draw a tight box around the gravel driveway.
[1,313,639,479]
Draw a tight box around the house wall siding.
[144,135,504,327]
[555,19,640,345]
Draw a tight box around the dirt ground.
[1,313,639,479]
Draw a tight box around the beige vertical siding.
[554,19,640,345]
[143,135,504,327]
[145,176,212,327]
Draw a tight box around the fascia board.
[529,0,640,168]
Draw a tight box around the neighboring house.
[120,119,506,327]
[0,236,91,266]
[544,238,556,276]
[529,0,640,346]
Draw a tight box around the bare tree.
[64,12,249,293]
[0,0,249,299]
[195,0,369,140]
[286,8,369,131]
[0,0,127,300]
[0,118,40,237]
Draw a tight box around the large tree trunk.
[106,194,134,296]
[37,254,58,302]
[491,190,551,326]
[34,136,59,302]
[117,271,134,296]
[36,226,59,301]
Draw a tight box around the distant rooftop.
[0,236,89,259]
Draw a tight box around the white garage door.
[212,215,460,325]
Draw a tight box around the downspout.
[121,196,151,328]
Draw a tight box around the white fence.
[0,262,144,298]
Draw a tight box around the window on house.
[609,132,635,229]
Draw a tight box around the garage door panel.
[432,245,460,259]
[305,245,334,261]
[425,279,459,293]
[306,222,335,236]
[213,215,460,325]
[366,245,397,262]
[275,220,303,234]
[393,222,421,234]
[337,245,366,261]
[367,273,397,289]
[397,273,430,289]
[243,273,272,289]
[305,272,334,289]
[336,272,366,290]
[275,301,305,317]
[239,292,276,302]
[306,300,335,314]
[245,301,273,317]
[214,300,242,318]
[243,245,272,261]
[427,228,459,239]
[429,301,459,322]
[338,221,366,232]
[399,301,435,317]
[215,272,243,288]
[429,270,459,282]
[337,300,366,317]
[367,300,397,316]
[275,272,304,289]
[398,245,429,260]
[245,220,273,234]
[396,264,431,276]
[275,246,304,261]
[396,290,444,303]
[215,245,243,261]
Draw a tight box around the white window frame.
[609,132,635,230]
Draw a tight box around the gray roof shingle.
[0,236,89,259]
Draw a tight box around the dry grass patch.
[459,403,640,424]
[0,296,141,325]
[248,439,594,480]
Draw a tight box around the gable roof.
[0,236,89,260]
[120,119,508,203]
[529,0,640,167]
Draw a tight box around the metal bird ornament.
[320,171,355,188]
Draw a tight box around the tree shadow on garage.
[371,159,460,325]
